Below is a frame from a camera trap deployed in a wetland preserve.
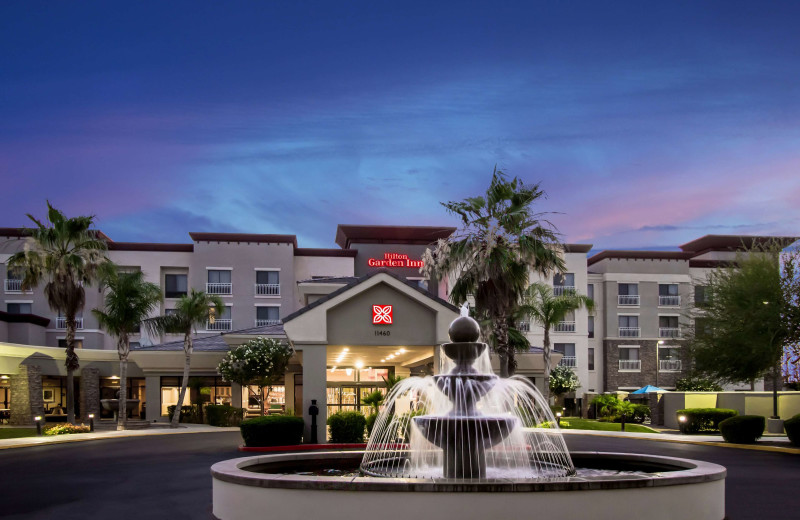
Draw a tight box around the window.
[553,273,575,295]
[618,315,639,337]
[208,270,231,284]
[659,284,680,306]
[5,268,24,292]
[58,339,84,349]
[588,315,594,338]
[165,308,178,316]
[7,303,32,314]
[207,306,232,331]
[554,343,576,367]
[618,283,639,306]
[694,285,708,307]
[57,313,83,329]
[587,283,594,300]
[256,271,280,296]
[618,346,640,371]
[165,274,188,298]
[588,347,595,371]
[130,342,141,349]
[207,270,232,295]
[256,306,280,325]
[695,317,711,337]
[659,347,681,371]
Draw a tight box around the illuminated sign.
[367,253,424,268]
[372,305,393,324]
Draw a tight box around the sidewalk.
[0,423,239,450]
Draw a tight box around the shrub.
[206,405,245,427]
[676,408,738,434]
[784,414,800,446]
[549,405,565,417]
[166,405,200,423]
[631,404,651,424]
[240,415,305,447]
[44,423,91,435]
[366,413,378,436]
[591,394,620,418]
[675,376,723,392]
[719,415,765,444]
[327,411,366,443]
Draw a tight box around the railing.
[619,327,640,337]
[554,321,575,332]
[659,295,681,306]
[206,282,232,295]
[619,359,641,371]
[517,321,530,332]
[56,317,84,330]
[659,359,682,372]
[659,327,681,338]
[206,319,232,331]
[255,283,280,296]
[559,356,577,368]
[255,319,281,327]
[5,279,24,292]
[553,285,575,296]
[618,295,640,306]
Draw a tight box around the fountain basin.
[211,451,726,520]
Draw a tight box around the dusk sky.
[2,1,799,250]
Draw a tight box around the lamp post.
[34,415,42,436]
[308,399,319,444]
[555,412,562,427]
[88,413,95,432]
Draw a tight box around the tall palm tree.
[7,202,109,423]
[519,282,594,402]
[422,168,565,376]
[144,289,224,428]
[93,268,162,430]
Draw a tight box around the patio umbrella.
[630,385,667,394]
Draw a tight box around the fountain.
[211,315,727,520]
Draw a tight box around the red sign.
[367,253,424,268]
[372,305,393,324]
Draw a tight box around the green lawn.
[0,428,38,439]
[557,418,659,434]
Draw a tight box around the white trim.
[604,273,692,283]
[48,329,102,333]
[618,313,640,316]
[254,295,282,299]
[56,336,86,340]
[254,303,281,307]
[254,268,281,271]
[658,313,681,317]
[4,299,34,304]
[618,345,640,349]
[206,267,233,271]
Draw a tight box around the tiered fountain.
[211,315,727,520]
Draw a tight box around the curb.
[239,443,367,452]
[0,427,239,451]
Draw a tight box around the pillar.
[300,345,327,443]
[231,382,243,409]
[79,367,100,421]
[284,373,295,415]
[145,375,161,422]
[10,365,42,425]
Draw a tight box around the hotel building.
[0,224,794,441]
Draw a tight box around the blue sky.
[2,1,799,249]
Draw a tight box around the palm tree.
[7,202,109,423]
[92,268,162,430]
[518,282,594,402]
[422,168,565,376]
[144,289,224,428]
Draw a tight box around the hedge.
[366,413,378,436]
[206,405,245,427]
[327,410,366,443]
[240,415,305,447]
[784,414,800,446]
[166,405,197,423]
[719,415,765,444]
[676,408,738,434]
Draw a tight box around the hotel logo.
[372,305,393,324]
[367,253,423,268]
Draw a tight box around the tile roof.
[134,323,286,351]
[298,276,360,284]
[335,224,456,249]
[188,232,298,247]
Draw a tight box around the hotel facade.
[0,224,792,441]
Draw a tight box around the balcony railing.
[255,283,280,296]
[553,285,575,296]
[619,327,640,337]
[554,321,576,333]
[517,321,530,332]
[558,356,577,368]
[206,282,232,295]
[659,327,681,338]
[56,317,84,330]
[659,359,682,372]
[206,319,232,331]
[255,319,281,327]
[659,295,681,307]
[619,359,641,371]
[618,295,640,306]
[5,279,24,292]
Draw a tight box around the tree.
[518,282,594,402]
[688,243,800,418]
[422,168,565,376]
[549,365,580,405]
[218,337,294,416]
[145,289,224,427]
[7,202,109,423]
[675,375,723,392]
[92,268,162,430]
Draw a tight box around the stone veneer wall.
[603,339,687,392]
[79,367,100,420]
[9,365,43,425]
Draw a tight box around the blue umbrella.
[630,385,667,394]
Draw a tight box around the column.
[300,344,327,443]
[9,365,42,426]
[231,382,243,408]
[284,373,295,415]
[145,375,161,422]
[79,367,100,421]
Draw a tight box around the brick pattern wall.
[603,339,687,392]
[79,367,100,420]
[9,365,43,425]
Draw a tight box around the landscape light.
[88,413,95,432]
[34,416,42,436]
[678,415,687,423]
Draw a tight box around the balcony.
[619,327,640,337]
[554,321,575,333]
[618,295,640,306]
[206,282,232,295]
[517,321,530,332]
[5,279,24,292]
[659,295,681,307]
[558,356,577,368]
[659,359,682,372]
[56,317,84,330]
[206,319,232,331]
[255,283,280,296]
[255,319,281,327]
[553,285,575,296]
[619,359,641,371]
[659,327,681,338]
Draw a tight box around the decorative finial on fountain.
[449,314,481,343]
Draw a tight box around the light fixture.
[343,347,349,351]
[763,301,769,305]
[34,416,42,436]
[398,348,406,353]
[0,375,8,380]
[330,366,337,372]
[678,415,687,423]
[345,368,352,376]
[355,360,364,369]
[658,340,665,345]
[110,375,119,380]
[380,359,385,362]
